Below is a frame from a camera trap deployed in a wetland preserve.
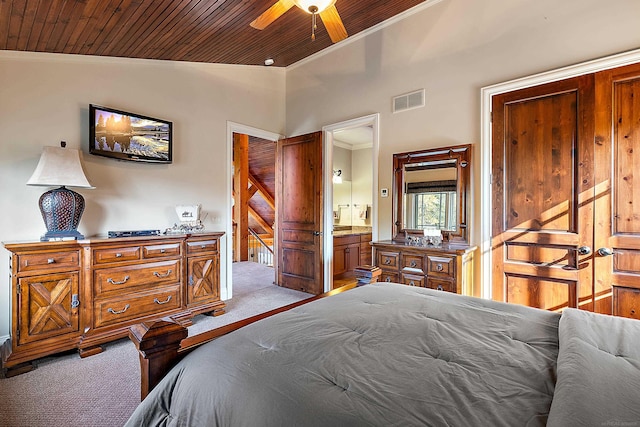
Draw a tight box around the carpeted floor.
[0,262,311,427]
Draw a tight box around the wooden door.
[187,255,219,306]
[491,75,597,311]
[18,272,80,345]
[594,62,640,314]
[275,131,324,294]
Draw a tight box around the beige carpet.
[0,262,311,427]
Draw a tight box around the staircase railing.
[248,228,274,267]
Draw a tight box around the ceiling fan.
[251,0,348,43]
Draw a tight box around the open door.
[275,131,324,294]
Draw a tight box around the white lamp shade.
[27,146,94,189]
[293,0,336,13]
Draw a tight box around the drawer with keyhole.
[377,251,399,269]
[427,255,454,277]
[402,254,425,273]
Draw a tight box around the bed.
[125,282,640,426]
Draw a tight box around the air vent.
[393,89,425,113]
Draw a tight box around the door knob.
[577,246,591,255]
[597,247,614,257]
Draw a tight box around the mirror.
[332,126,373,231]
[393,144,471,243]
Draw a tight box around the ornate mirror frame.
[392,144,471,243]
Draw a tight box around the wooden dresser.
[1,232,225,376]
[371,240,476,295]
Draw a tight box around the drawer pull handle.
[409,281,415,286]
[437,285,444,291]
[154,296,172,305]
[410,261,417,268]
[385,277,391,282]
[189,275,195,286]
[107,304,130,315]
[107,275,130,285]
[436,264,443,272]
[153,269,173,278]
[47,258,55,264]
[201,245,207,249]
[115,253,123,258]
[384,258,391,265]
[160,248,166,253]
[632,309,636,315]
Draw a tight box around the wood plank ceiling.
[0,0,428,67]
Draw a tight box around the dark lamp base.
[38,186,86,241]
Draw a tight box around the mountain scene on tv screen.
[94,110,169,160]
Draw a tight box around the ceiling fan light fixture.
[293,0,336,14]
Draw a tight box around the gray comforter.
[125,283,562,426]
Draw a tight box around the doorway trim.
[322,113,380,292]
[480,48,640,300]
[225,121,283,300]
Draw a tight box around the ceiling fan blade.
[250,0,296,30]
[319,5,348,43]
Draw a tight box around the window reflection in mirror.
[403,162,457,231]
[393,144,470,243]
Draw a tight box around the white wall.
[286,0,640,291]
[0,51,286,338]
[287,0,640,240]
[351,148,373,226]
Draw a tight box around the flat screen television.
[89,104,172,164]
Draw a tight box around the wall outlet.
[381,188,389,197]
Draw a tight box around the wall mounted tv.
[89,104,172,164]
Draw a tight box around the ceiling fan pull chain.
[311,11,317,41]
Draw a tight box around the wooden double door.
[492,62,640,314]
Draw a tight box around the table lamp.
[27,142,94,241]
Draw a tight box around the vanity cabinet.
[371,240,475,295]
[2,232,225,376]
[333,232,372,279]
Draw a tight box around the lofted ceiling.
[0,0,429,67]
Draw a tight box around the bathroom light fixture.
[333,169,342,184]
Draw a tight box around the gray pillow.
[547,308,640,426]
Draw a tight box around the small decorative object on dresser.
[1,232,225,377]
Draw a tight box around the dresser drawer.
[427,277,456,293]
[143,243,181,259]
[402,254,425,273]
[380,271,399,283]
[93,246,141,265]
[187,239,218,254]
[94,286,181,328]
[427,255,455,277]
[402,272,425,288]
[17,250,80,273]
[377,251,400,269]
[94,259,181,296]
